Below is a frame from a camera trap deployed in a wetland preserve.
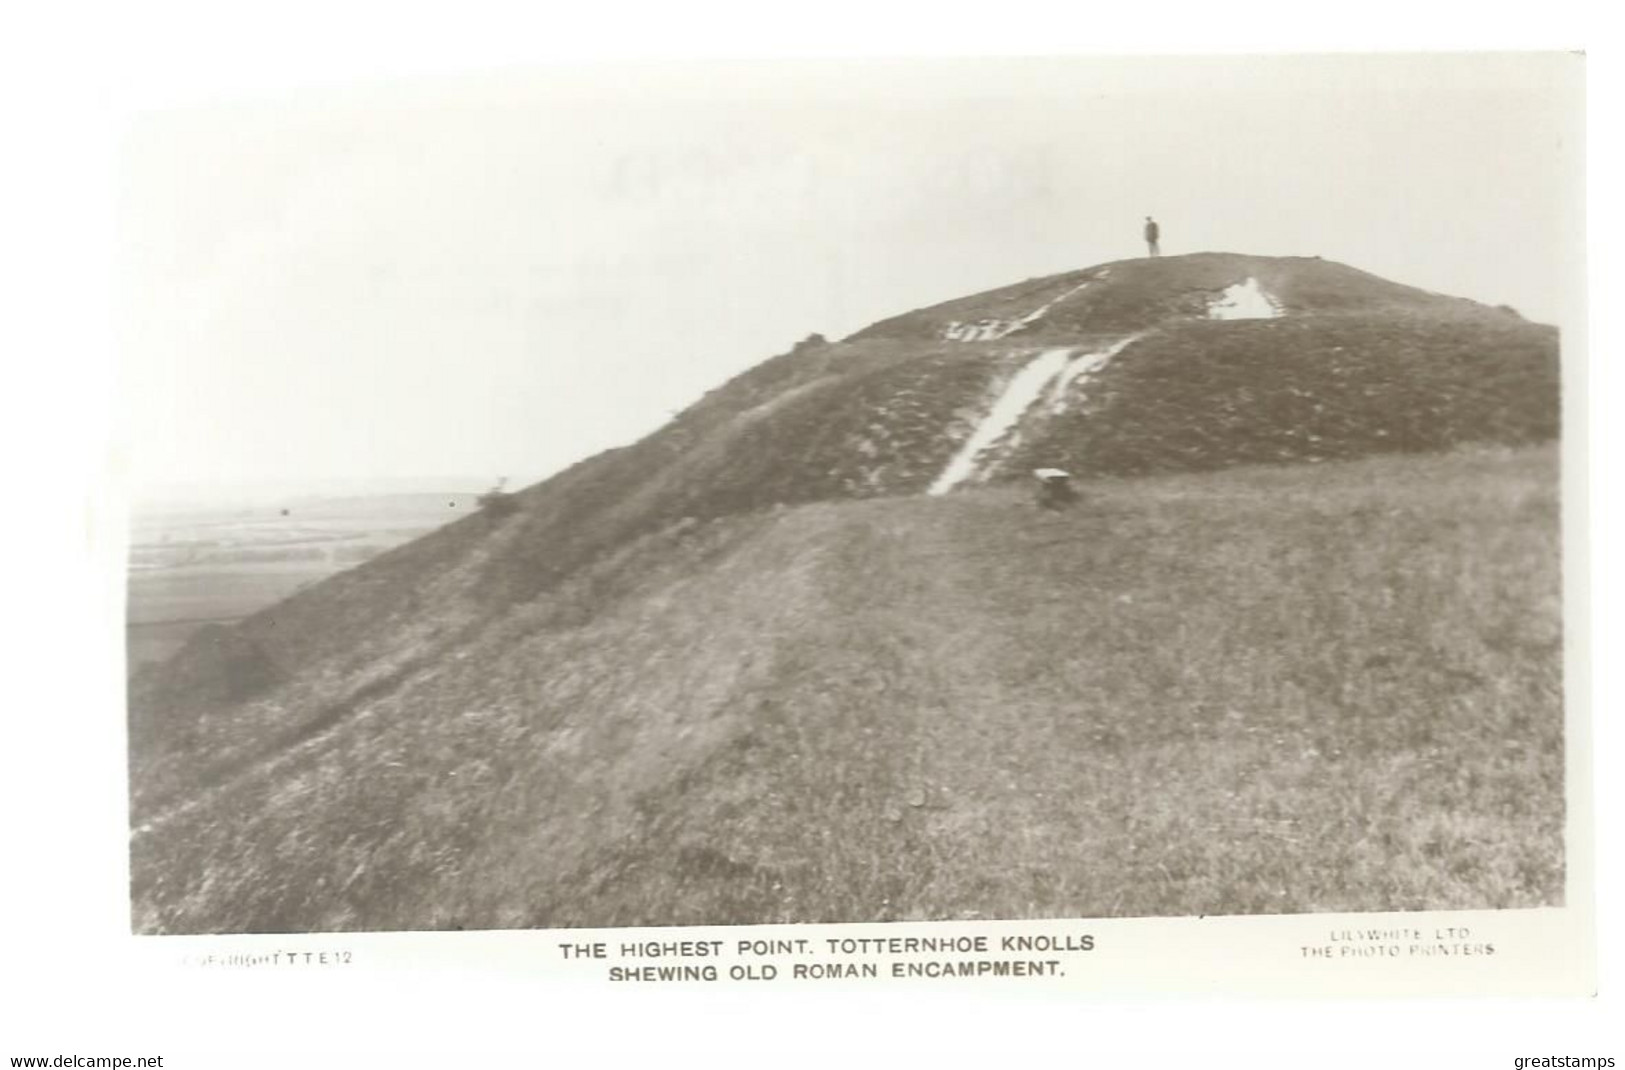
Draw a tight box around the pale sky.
[117,53,1584,496]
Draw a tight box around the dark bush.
[478,479,520,520]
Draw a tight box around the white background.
[0,1,1617,1065]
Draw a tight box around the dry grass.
[130,444,1563,933]
[129,254,1558,751]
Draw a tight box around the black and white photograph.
[116,51,1585,957]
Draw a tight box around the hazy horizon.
[117,53,1585,497]
[132,473,498,512]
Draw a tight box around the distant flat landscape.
[128,492,478,672]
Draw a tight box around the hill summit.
[128,253,1562,933]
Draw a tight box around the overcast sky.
[117,53,1584,498]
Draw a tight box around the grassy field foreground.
[131,445,1563,932]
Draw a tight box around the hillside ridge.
[127,251,1563,933]
[130,446,1563,932]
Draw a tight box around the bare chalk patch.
[943,279,1093,342]
[1207,277,1280,320]
[1046,334,1142,414]
[929,348,1076,495]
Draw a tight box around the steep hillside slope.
[128,252,1564,932]
[131,446,1561,932]
[132,254,1554,686]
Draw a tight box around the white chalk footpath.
[943,279,1093,342]
[1045,334,1140,415]
[927,272,1280,495]
[928,335,1139,496]
[1207,277,1281,320]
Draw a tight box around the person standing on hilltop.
[1144,216,1161,257]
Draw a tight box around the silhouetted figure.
[1144,216,1161,257]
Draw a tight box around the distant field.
[127,493,475,672]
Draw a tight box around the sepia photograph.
[118,52,1583,946]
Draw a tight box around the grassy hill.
[127,252,1565,933]
[850,253,1491,341]
[130,445,1561,932]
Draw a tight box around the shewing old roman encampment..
[122,57,1579,942]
